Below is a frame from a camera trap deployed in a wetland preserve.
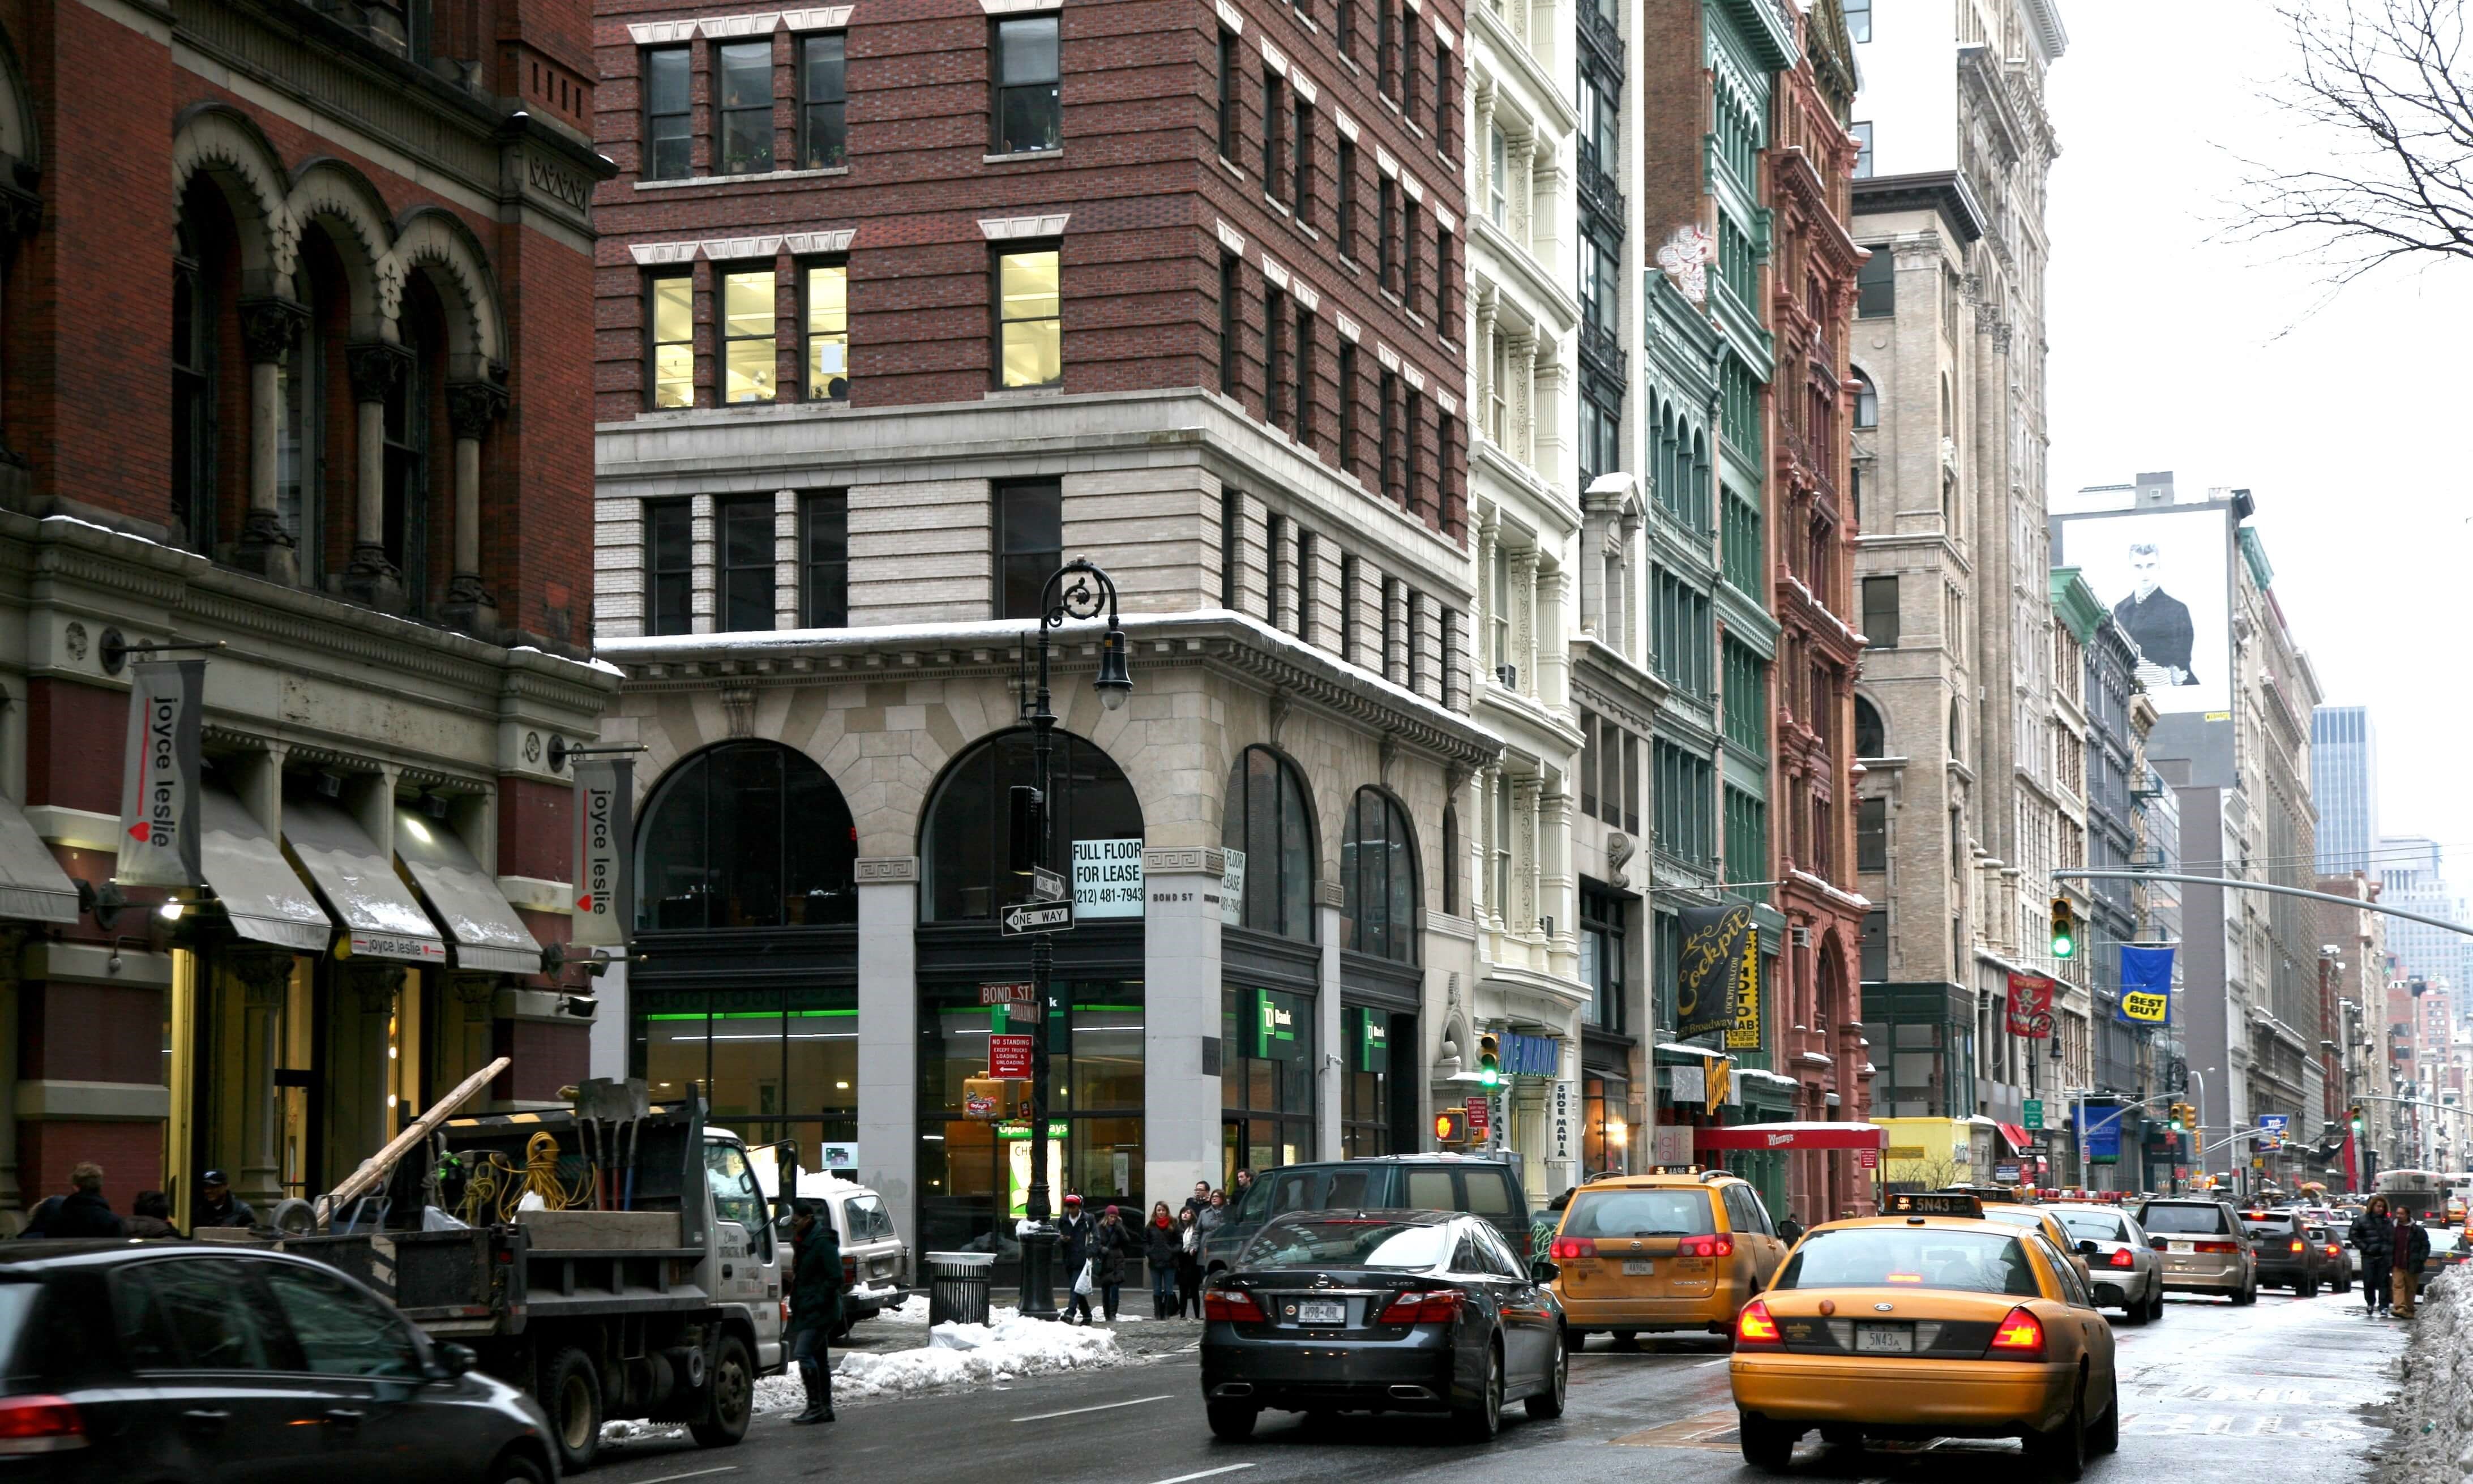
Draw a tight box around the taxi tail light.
[2193,1241,2239,1254]
[1377,1289,1465,1325]
[1735,1298,1783,1350]
[1680,1234,1736,1259]
[2108,1247,2137,1268]
[1204,1290,1265,1323]
[0,1395,86,1454]
[1986,1306,2046,1361]
[1550,1237,1598,1260]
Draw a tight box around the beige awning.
[282,796,445,965]
[203,786,331,952]
[0,795,77,925]
[393,807,542,976]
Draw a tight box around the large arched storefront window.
[630,742,860,1170]
[1342,788,1420,962]
[1221,746,1314,940]
[917,729,1145,1260]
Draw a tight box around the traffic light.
[1477,1033,1502,1088]
[2049,897,2078,959]
[2350,1106,2367,1137]
[2167,1104,2185,1134]
[1434,1109,1470,1144]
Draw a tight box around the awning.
[282,796,446,964]
[1997,1122,2035,1153]
[203,786,332,952]
[1691,1122,1887,1152]
[0,797,77,925]
[393,807,542,975]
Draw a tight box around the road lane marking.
[634,1469,739,1484]
[1013,1393,1175,1422]
[1147,1465,1257,1484]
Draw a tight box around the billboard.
[2056,505,2232,716]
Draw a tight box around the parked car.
[1546,1171,1789,1350]
[2305,1210,2356,1289]
[2415,1225,2466,1294]
[774,1174,909,1337]
[2048,1203,2166,1322]
[1203,1154,1531,1273]
[0,1239,557,1483]
[1199,1210,1564,1441]
[2134,1198,2258,1304]
[2237,1208,2325,1296]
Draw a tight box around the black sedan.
[0,1240,558,1482]
[1199,1209,1566,1442]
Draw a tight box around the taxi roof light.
[1986,1305,2046,1359]
[1735,1298,1783,1349]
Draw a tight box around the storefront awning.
[282,797,445,965]
[1691,1122,1887,1152]
[393,806,542,975]
[1997,1122,2035,1153]
[204,787,332,952]
[0,796,78,925]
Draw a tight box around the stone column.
[855,859,920,1247]
[1512,774,1541,945]
[1143,848,1224,1198]
[1510,545,1538,697]
[229,951,295,1212]
[232,298,309,585]
[443,380,508,635]
[343,342,414,612]
[1318,886,1344,1161]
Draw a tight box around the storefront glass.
[1583,1071,1630,1177]
[1341,1006,1406,1156]
[636,742,858,930]
[1222,986,1315,1177]
[632,981,860,1169]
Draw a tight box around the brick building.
[0,0,615,1230]
[587,0,1485,1256]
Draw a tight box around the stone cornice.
[1851,170,1987,245]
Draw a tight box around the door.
[1473,1224,1555,1388]
[250,1258,459,1484]
[107,1256,330,1484]
[706,1139,784,1368]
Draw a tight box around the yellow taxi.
[1546,1171,1790,1352]
[1971,1200,2097,1288]
[1730,1192,2120,1476]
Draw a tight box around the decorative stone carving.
[238,297,309,365]
[721,689,757,738]
[446,380,508,441]
[341,960,407,1013]
[228,952,296,1008]
[346,341,414,404]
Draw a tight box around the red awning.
[1997,1123,2034,1153]
[1691,1122,1888,1152]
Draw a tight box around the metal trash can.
[925,1250,995,1326]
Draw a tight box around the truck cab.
[704,1131,788,1371]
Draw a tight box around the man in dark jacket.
[2352,1198,2397,1317]
[2397,1220,2433,1318]
[18,1162,123,1238]
[1056,1194,1096,1323]
[1093,1205,1134,1322]
[192,1171,258,1230]
[123,1191,178,1239]
[787,1199,843,1425]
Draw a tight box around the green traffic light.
[1480,1065,1500,1088]
[2051,932,2076,959]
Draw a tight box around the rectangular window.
[1338,343,1360,473]
[799,33,848,169]
[1434,41,1451,147]
[1379,176,1397,291]
[1861,575,1899,648]
[1219,252,1242,395]
[1380,575,1399,681]
[1293,101,1314,228]
[1294,310,1315,448]
[1338,139,1360,257]
[1402,199,1422,315]
[1722,640,1768,756]
[722,268,776,403]
[803,262,849,400]
[1488,541,1509,672]
[998,480,1063,619]
[1379,369,1398,501]
[1439,412,1457,523]
[1264,286,1289,430]
[1850,121,1873,179]
[1340,552,1360,660]
[1296,529,1319,640]
[1266,513,1289,624]
[1845,0,1871,43]
[1622,731,1640,834]
[1489,125,1508,226]
[1860,908,1887,982]
[1580,712,1600,816]
[648,500,692,636]
[1339,0,1357,58]
[1856,247,1894,318]
[993,16,1062,154]
[718,497,777,632]
[1379,0,1397,96]
[802,490,848,627]
[1406,588,1426,694]
[1217,29,1240,158]
[995,247,1062,388]
[1404,389,1424,516]
[648,273,694,409]
[1856,796,1887,874]
[1401,8,1418,117]
[1436,225,1455,335]
[1264,70,1287,200]
[644,47,692,180]
[1221,488,1244,608]
[717,40,776,176]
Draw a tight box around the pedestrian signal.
[1435,1109,1470,1143]
[1477,1033,1502,1088]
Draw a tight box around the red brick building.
[0,0,615,1231]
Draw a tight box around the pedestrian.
[2397,1218,2432,1319]
[1144,1201,1180,1318]
[1182,1180,1212,1220]
[786,1198,842,1425]
[123,1191,177,1239]
[1175,1205,1204,1316]
[191,1170,257,1230]
[17,1162,123,1238]
[1094,1204,1134,1322]
[1233,1168,1255,1200]
[1056,1194,1097,1323]
[2354,1195,2397,1317]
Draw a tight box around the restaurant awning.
[0,796,78,925]
[393,806,542,975]
[1691,1122,1887,1152]
[1997,1122,2035,1153]
[282,796,445,965]
[203,786,332,952]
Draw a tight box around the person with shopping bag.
[1056,1193,1097,1324]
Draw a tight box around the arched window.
[1851,367,1879,429]
[1342,788,1419,961]
[922,728,1141,922]
[1854,696,1886,758]
[637,742,858,929]
[1222,746,1314,940]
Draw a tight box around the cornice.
[1851,170,1986,244]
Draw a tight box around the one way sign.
[1001,901,1075,936]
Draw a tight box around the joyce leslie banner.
[569,758,634,948]
[1676,904,1754,1041]
[115,659,205,889]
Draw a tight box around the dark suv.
[0,1241,558,1482]
[1203,1154,1531,1272]
[2239,1208,2325,1296]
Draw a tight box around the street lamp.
[1017,559,1131,1323]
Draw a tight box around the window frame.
[992,243,1063,390]
[648,499,694,636]
[991,14,1063,156]
[716,495,778,633]
[801,259,850,402]
[719,267,778,404]
[716,39,778,177]
[1855,247,1894,318]
[799,32,849,170]
[996,478,1064,619]
[1218,29,1241,159]
[1219,251,1243,396]
[801,489,849,628]
[1342,785,1421,963]
[1855,796,1887,874]
[1338,138,1360,258]
[1338,341,1361,474]
[1861,575,1899,648]
[647,271,696,410]
[643,45,694,181]
[1263,68,1287,201]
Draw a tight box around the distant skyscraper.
[2380,836,2466,990]
[2313,706,2380,875]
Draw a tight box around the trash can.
[925,1250,994,1326]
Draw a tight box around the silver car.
[2052,1203,2167,1322]
[2135,1197,2259,1305]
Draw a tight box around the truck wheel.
[540,1346,604,1472]
[690,1334,755,1448]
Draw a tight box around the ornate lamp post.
[1017,559,1132,1321]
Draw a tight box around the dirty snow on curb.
[832,1315,1126,1400]
[2387,1268,2473,1484]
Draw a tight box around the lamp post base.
[1019,1222,1060,1321]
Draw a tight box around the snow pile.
[831,1314,1126,1400]
[877,1294,1023,1327]
[2385,1267,2473,1484]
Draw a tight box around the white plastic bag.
[1072,1259,1094,1296]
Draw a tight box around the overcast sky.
[2042,0,2473,871]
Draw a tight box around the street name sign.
[979,981,1038,1006]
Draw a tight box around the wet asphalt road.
[588,1284,2403,1484]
